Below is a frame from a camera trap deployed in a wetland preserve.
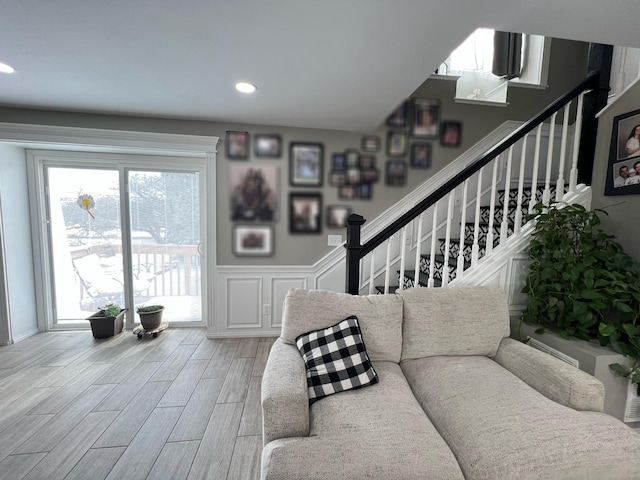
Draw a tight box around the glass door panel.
[128,171,202,323]
[47,167,123,324]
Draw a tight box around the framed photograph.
[229,164,278,221]
[326,205,352,228]
[359,183,373,200]
[346,149,360,168]
[362,168,379,183]
[411,143,432,168]
[386,101,408,128]
[338,185,358,200]
[232,225,274,257]
[386,160,407,186]
[411,99,440,138]
[361,135,380,152]
[441,121,462,147]
[331,152,346,171]
[289,193,322,234]
[329,170,346,187]
[255,134,282,158]
[360,154,376,170]
[346,168,361,185]
[290,143,323,186]
[226,131,250,160]
[387,131,408,157]
[605,108,640,196]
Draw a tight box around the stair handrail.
[346,71,600,294]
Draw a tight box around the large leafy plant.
[521,202,640,390]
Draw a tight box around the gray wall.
[0,144,38,340]
[591,81,640,260]
[0,38,590,266]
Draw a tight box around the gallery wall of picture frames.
[225,95,464,255]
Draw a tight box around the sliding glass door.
[41,154,205,328]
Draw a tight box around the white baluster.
[457,180,469,279]
[428,201,438,288]
[515,134,528,234]
[442,190,455,287]
[556,103,571,202]
[543,112,557,204]
[528,124,543,214]
[368,251,375,295]
[414,212,424,289]
[486,159,499,256]
[398,226,407,291]
[569,92,585,193]
[501,146,514,245]
[471,168,483,267]
[384,237,392,293]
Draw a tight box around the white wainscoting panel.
[271,277,308,328]
[225,277,262,330]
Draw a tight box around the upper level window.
[438,28,496,76]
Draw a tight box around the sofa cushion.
[281,288,403,363]
[261,361,465,480]
[402,355,640,480]
[296,316,378,404]
[398,286,509,360]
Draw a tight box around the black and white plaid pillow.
[295,315,378,405]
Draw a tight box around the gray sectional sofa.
[261,286,640,479]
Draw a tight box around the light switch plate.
[328,235,343,246]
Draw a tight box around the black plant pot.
[87,309,126,339]
[138,307,164,330]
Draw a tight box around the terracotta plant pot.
[138,307,164,330]
[87,308,126,339]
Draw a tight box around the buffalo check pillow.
[295,315,378,405]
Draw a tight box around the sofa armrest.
[261,338,309,445]
[494,337,604,412]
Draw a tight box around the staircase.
[345,72,601,296]
[387,185,551,292]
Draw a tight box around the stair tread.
[399,270,442,287]
[417,254,471,269]
[374,285,399,294]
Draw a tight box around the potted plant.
[136,304,165,330]
[87,303,127,339]
[521,201,640,390]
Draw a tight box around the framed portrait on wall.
[225,131,250,160]
[289,192,322,234]
[232,225,274,257]
[386,160,407,186]
[605,108,640,196]
[411,99,440,138]
[361,135,380,152]
[387,131,408,157]
[326,205,352,228]
[255,134,282,158]
[290,143,324,186]
[228,164,278,221]
[411,142,432,168]
[440,121,462,148]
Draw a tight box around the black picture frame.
[232,225,274,257]
[331,152,346,171]
[411,99,440,139]
[346,168,361,185]
[360,154,376,170]
[225,131,250,160]
[290,143,324,187]
[440,121,462,148]
[229,164,278,221]
[361,135,380,152]
[359,183,373,200]
[411,142,432,168]
[386,101,409,128]
[255,134,282,158]
[345,149,360,168]
[326,205,352,228]
[289,192,322,234]
[386,160,407,186]
[338,185,358,200]
[605,108,640,196]
[362,168,379,183]
[387,131,408,157]
[329,170,346,187]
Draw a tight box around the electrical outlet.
[263,304,270,316]
[328,234,343,246]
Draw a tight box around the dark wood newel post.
[345,214,366,295]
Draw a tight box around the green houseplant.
[136,304,165,330]
[522,202,640,392]
[87,303,127,339]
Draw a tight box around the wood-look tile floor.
[0,328,275,480]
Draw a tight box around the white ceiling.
[1,1,639,132]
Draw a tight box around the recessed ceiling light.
[0,62,15,74]
[235,81,257,94]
